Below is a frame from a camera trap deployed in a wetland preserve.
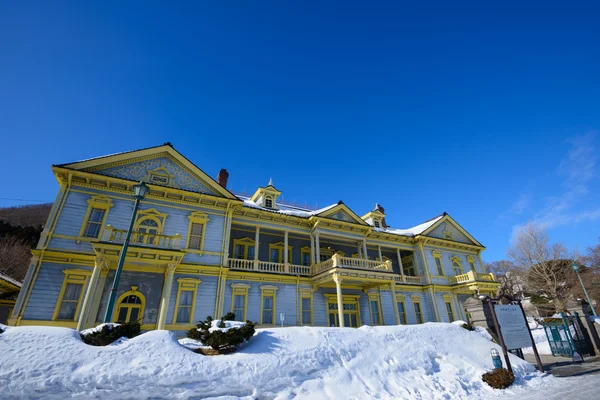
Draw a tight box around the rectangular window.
[370,300,380,325]
[188,223,203,250]
[469,261,476,271]
[262,295,274,325]
[435,257,444,276]
[414,302,423,324]
[301,251,311,266]
[82,208,106,238]
[270,248,279,263]
[57,283,83,320]
[445,302,454,322]
[233,294,246,321]
[397,302,407,324]
[176,290,194,323]
[301,297,311,325]
[234,244,244,259]
[265,198,273,208]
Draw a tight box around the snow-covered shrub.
[81,321,141,346]
[461,322,475,331]
[187,313,256,353]
[0,326,4,334]
[482,368,514,389]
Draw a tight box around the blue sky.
[1,1,599,261]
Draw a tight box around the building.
[0,273,21,324]
[8,143,499,332]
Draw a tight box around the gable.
[57,144,237,199]
[422,216,482,246]
[316,203,367,225]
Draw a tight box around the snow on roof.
[0,273,22,288]
[239,196,338,218]
[375,214,444,237]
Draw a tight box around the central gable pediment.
[420,214,482,247]
[316,202,368,225]
[57,144,237,199]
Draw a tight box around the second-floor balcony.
[448,270,495,285]
[100,225,183,250]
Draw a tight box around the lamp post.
[572,262,598,317]
[103,181,149,323]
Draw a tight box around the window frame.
[395,294,407,324]
[232,237,256,260]
[432,250,444,276]
[450,256,463,275]
[411,295,423,324]
[52,269,92,321]
[300,246,312,266]
[113,287,146,324]
[172,278,202,325]
[230,283,250,321]
[268,242,293,263]
[368,293,383,326]
[264,195,273,208]
[299,288,314,326]
[185,211,210,252]
[259,285,278,326]
[467,255,476,272]
[134,208,168,235]
[78,195,114,239]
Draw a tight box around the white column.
[284,230,289,273]
[362,240,368,260]
[76,256,104,331]
[333,274,344,328]
[254,226,260,270]
[377,245,383,261]
[357,243,362,258]
[315,233,320,262]
[390,282,400,325]
[157,263,177,329]
[310,234,315,265]
[396,248,405,275]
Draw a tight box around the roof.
[0,273,22,289]
[374,214,445,237]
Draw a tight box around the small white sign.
[494,304,532,350]
[280,313,285,322]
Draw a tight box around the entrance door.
[328,300,360,327]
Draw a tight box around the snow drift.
[0,323,540,399]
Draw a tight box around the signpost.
[280,313,285,328]
[485,296,544,373]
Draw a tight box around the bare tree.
[508,223,575,312]
[485,260,525,299]
[0,236,32,282]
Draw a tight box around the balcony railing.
[394,275,423,285]
[101,225,182,250]
[228,258,312,276]
[448,271,496,285]
[312,254,392,275]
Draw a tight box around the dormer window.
[373,220,380,228]
[265,196,273,208]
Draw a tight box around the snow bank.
[523,327,551,355]
[0,323,545,399]
[208,319,247,333]
[80,322,121,336]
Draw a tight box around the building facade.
[9,144,499,333]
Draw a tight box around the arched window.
[114,289,145,323]
[451,256,463,275]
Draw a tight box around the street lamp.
[103,181,149,323]
[571,261,598,317]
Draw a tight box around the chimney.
[376,204,388,228]
[217,169,229,189]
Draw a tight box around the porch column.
[333,274,344,327]
[477,253,485,274]
[76,256,105,331]
[85,263,111,328]
[284,230,289,273]
[254,226,260,270]
[315,233,320,263]
[157,262,177,329]
[396,248,405,275]
[377,245,383,261]
[310,234,315,265]
[362,240,368,260]
[357,243,362,258]
[218,269,228,317]
[390,282,401,325]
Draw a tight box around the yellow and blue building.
[8,143,499,332]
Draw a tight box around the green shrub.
[187,313,256,353]
[461,322,475,331]
[0,326,4,334]
[81,322,141,346]
[482,368,515,389]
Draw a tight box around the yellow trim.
[268,242,293,263]
[394,296,408,324]
[418,214,484,248]
[185,211,210,252]
[432,250,444,276]
[466,255,476,271]
[367,292,383,325]
[51,269,92,321]
[324,294,361,327]
[113,287,146,323]
[134,208,168,234]
[232,237,256,260]
[259,285,278,325]
[450,256,463,275]
[443,296,455,322]
[172,278,202,325]
[300,246,311,266]
[298,288,314,326]
[77,195,114,239]
[230,283,250,321]
[316,203,368,226]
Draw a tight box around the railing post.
[172,233,182,250]
[332,253,341,268]
[385,260,393,271]
[101,225,113,241]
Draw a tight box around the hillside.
[0,203,52,228]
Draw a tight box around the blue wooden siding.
[165,274,219,323]
[23,262,92,320]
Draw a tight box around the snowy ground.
[0,322,564,399]
[523,327,551,355]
